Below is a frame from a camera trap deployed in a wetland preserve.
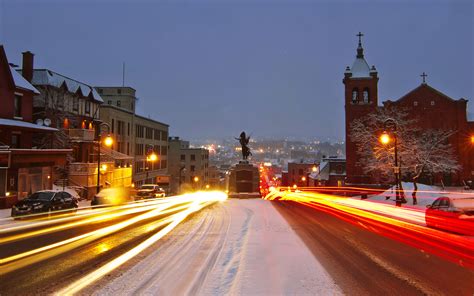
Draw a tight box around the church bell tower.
[344,32,379,184]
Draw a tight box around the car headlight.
[33,204,44,210]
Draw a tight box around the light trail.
[57,191,227,295]
[1,191,227,287]
[265,189,474,269]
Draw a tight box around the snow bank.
[366,182,474,210]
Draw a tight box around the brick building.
[0,46,70,207]
[344,34,473,186]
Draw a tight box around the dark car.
[135,184,166,200]
[11,190,78,218]
[91,187,133,206]
[426,196,474,236]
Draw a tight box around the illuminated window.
[414,101,418,106]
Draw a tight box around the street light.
[145,145,158,184]
[194,176,200,191]
[380,118,404,206]
[96,122,112,194]
[379,132,391,145]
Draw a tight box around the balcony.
[67,129,95,142]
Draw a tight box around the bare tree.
[350,106,460,204]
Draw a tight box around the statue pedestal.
[228,161,260,198]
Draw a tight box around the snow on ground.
[95,199,342,296]
[364,182,474,210]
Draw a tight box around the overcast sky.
[1,0,472,141]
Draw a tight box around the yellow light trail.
[57,191,227,295]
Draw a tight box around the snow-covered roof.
[468,112,474,122]
[22,69,103,103]
[0,118,58,131]
[350,57,371,78]
[10,65,40,94]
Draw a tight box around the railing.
[67,129,95,142]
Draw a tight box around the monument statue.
[235,131,252,160]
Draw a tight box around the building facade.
[0,46,70,207]
[344,34,473,186]
[287,162,318,187]
[96,86,169,188]
[17,53,132,198]
[168,137,209,193]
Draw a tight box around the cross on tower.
[420,72,428,84]
[357,32,364,46]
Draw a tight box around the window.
[73,97,79,111]
[146,127,153,139]
[14,94,22,118]
[191,154,196,161]
[108,100,112,105]
[117,120,125,135]
[413,101,418,106]
[363,88,369,103]
[11,134,20,148]
[98,88,103,94]
[117,100,121,107]
[352,88,358,103]
[111,119,115,133]
[298,169,303,175]
[191,165,195,172]
[161,145,167,156]
[161,159,167,169]
[135,143,144,156]
[136,125,144,138]
[85,101,91,114]
[154,129,161,140]
[127,123,130,136]
[180,154,185,161]
[117,89,122,94]
[431,100,435,106]
[131,102,134,110]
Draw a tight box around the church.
[344,33,473,186]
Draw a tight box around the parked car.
[11,190,78,218]
[135,184,166,200]
[91,187,133,206]
[425,196,474,236]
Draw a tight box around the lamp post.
[194,176,200,191]
[178,166,186,194]
[96,122,113,194]
[145,145,158,184]
[380,118,402,206]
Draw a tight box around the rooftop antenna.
[122,62,125,86]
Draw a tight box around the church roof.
[350,57,371,78]
[347,32,375,79]
[395,83,458,103]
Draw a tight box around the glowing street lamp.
[104,135,113,147]
[470,135,474,145]
[379,132,391,145]
[96,122,112,194]
[381,118,404,206]
[145,146,158,183]
[194,176,199,182]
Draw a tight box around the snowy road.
[92,199,341,295]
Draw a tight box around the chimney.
[22,51,34,82]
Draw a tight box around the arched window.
[363,88,369,103]
[352,88,358,103]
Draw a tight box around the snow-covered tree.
[350,106,460,203]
